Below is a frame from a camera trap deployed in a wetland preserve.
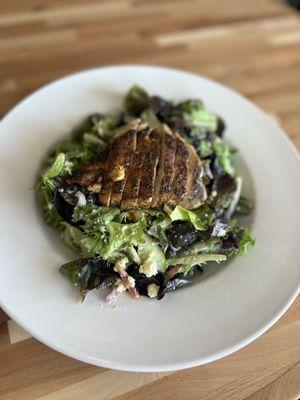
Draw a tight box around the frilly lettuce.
[102,220,147,259]
[124,85,149,115]
[178,100,217,132]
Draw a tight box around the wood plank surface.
[0,0,299,399]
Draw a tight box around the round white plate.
[0,65,299,372]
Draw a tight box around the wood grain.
[0,0,299,399]
[245,362,300,400]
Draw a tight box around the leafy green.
[236,196,252,215]
[37,153,71,230]
[45,113,116,177]
[37,182,64,229]
[186,109,217,132]
[70,205,158,261]
[178,238,221,256]
[73,205,125,227]
[73,113,120,141]
[140,109,162,129]
[124,85,149,115]
[237,228,255,255]
[102,220,147,259]
[60,257,116,294]
[61,223,91,255]
[217,176,242,221]
[42,153,66,191]
[175,100,217,132]
[167,253,226,274]
[83,132,106,146]
[42,153,66,181]
[167,205,214,231]
[213,137,236,176]
[60,259,90,287]
[125,245,141,264]
[47,135,104,174]
[177,99,203,113]
[138,236,167,272]
[198,140,213,158]
[90,114,120,140]
[71,205,117,256]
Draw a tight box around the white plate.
[0,65,299,372]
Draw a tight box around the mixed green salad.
[37,86,254,302]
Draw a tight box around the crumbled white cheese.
[218,228,227,237]
[127,276,135,288]
[115,279,126,293]
[114,256,129,273]
[139,257,158,277]
[75,191,86,207]
[147,283,159,298]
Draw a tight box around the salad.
[37,86,254,302]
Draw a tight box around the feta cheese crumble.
[147,283,159,298]
[139,257,158,277]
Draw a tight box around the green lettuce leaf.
[178,238,222,256]
[167,205,214,231]
[37,183,64,229]
[71,205,153,260]
[90,114,120,140]
[60,257,116,295]
[61,223,92,255]
[198,140,214,158]
[42,153,66,191]
[235,196,252,215]
[124,85,149,115]
[102,219,147,259]
[38,153,71,229]
[213,137,236,176]
[237,228,255,255]
[167,253,226,274]
[175,100,217,132]
[60,258,90,287]
[140,109,162,129]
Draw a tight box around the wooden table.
[0,1,299,399]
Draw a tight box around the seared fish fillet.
[67,119,207,209]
